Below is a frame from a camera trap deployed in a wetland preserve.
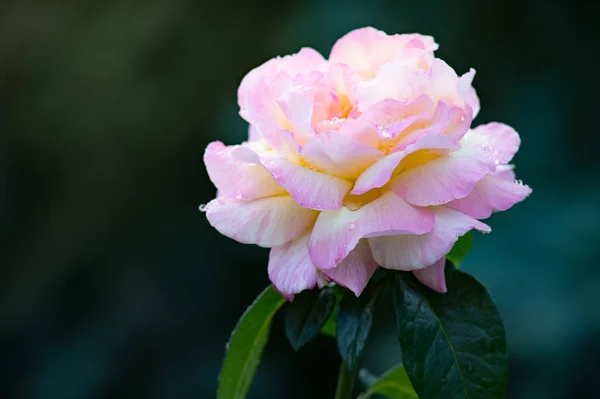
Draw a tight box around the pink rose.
[203,27,531,298]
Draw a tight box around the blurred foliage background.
[1,0,599,398]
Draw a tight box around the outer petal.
[248,124,261,142]
[260,153,352,210]
[269,233,321,296]
[448,173,532,219]
[301,131,383,179]
[412,257,447,293]
[247,76,319,147]
[495,164,516,180]
[246,75,292,138]
[351,133,459,195]
[308,191,434,270]
[323,240,377,297]
[426,58,463,106]
[204,141,285,200]
[368,207,490,270]
[238,48,326,116]
[205,196,318,247]
[462,122,521,164]
[330,27,437,78]
[458,68,480,119]
[389,146,495,206]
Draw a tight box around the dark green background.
[1,0,598,398]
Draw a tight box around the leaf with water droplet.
[393,262,508,399]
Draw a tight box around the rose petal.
[462,122,521,164]
[323,240,377,296]
[352,133,459,195]
[412,257,447,293]
[368,207,490,270]
[276,89,316,145]
[204,141,285,200]
[308,191,434,270]
[448,173,532,219]
[426,58,463,106]
[238,48,326,118]
[206,195,318,247]
[495,164,516,180]
[458,68,480,119]
[330,27,437,78]
[248,124,261,142]
[356,62,429,110]
[389,145,496,206]
[259,153,352,210]
[391,99,451,150]
[338,95,436,148]
[246,75,293,138]
[301,131,383,179]
[269,233,323,296]
[443,104,473,141]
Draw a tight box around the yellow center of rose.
[336,94,354,120]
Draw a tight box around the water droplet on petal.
[198,204,208,212]
[321,116,346,126]
[234,192,243,200]
[380,128,393,139]
[348,222,356,230]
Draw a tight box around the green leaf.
[446,232,473,266]
[393,263,508,399]
[358,365,418,399]
[320,302,338,337]
[321,285,345,337]
[217,285,286,399]
[336,282,384,371]
[285,287,335,350]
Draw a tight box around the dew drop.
[234,192,243,200]
[198,204,208,212]
[348,222,356,230]
[380,128,393,139]
[322,116,345,126]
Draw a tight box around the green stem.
[334,361,356,399]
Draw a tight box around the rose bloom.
[203,27,531,298]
